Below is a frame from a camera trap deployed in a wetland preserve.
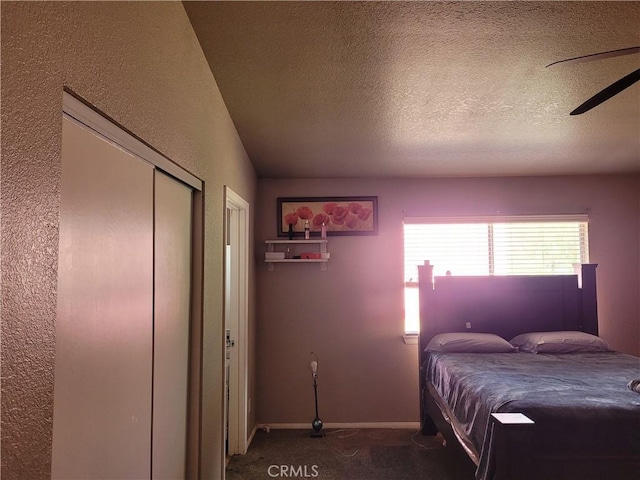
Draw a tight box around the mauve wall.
[255,175,639,425]
[1,3,256,479]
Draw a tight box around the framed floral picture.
[277,196,378,237]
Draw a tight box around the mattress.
[425,351,640,479]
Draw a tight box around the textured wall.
[255,175,639,425]
[1,3,256,479]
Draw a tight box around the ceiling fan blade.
[570,68,640,115]
[547,46,640,68]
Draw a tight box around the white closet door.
[152,170,193,479]
[52,118,154,479]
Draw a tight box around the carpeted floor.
[225,428,477,480]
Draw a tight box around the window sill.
[403,333,418,345]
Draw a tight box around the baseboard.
[247,423,259,447]
[257,421,420,431]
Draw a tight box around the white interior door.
[53,117,154,479]
[152,170,193,479]
[54,94,202,480]
[224,187,250,459]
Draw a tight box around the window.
[403,216,589,333]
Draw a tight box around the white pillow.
[510,331,610,354]
[426,333,517,353]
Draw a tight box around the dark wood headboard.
[417,263,598,362]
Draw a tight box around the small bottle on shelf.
[304,220,310,240]
[320,222,327,240]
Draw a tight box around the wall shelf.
[264,239,329,271]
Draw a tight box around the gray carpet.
[225,428,477,480]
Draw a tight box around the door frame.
[62,90,201,190]
[223,186,250,458]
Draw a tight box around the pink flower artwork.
[296,206,314,219]
[279,198,377,236]
[284,212,299,226]
[348,203,362,214]
[322,203,337,215]
[357,208,372,221]
[313,213,330,227]
[330,206,349,225]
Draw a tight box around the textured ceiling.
[185,1,640,178]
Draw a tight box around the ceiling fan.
[546,46,640,115]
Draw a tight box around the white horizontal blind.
[402,216,589,333]
[404,223,490,283]
[493,222,587,275]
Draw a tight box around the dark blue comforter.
[426,351,640,479]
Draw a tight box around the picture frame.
[277,196,378,237]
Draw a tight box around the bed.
[417,262,640,480]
